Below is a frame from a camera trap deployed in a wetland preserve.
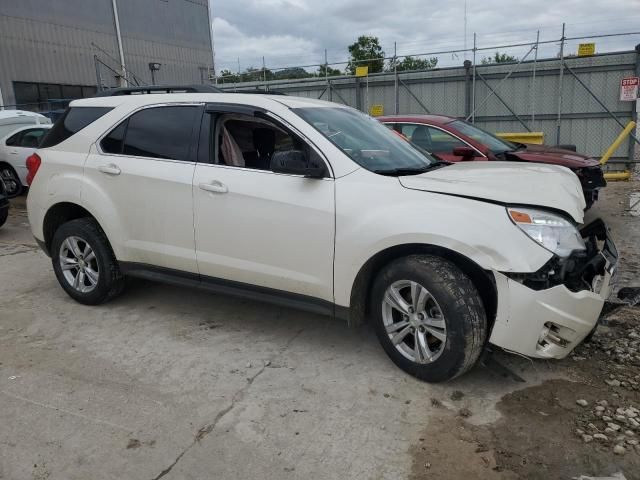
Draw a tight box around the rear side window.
[40,107,112,148]
[5,131,22,146]
[19,129,48,148]
[101,106,199,161]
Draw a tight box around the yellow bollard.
[600,121,636,165]
[604,171,631,181]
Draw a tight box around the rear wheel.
[51,218,125,304]
[371,255,487,382]
[0,206,7,228]
[0,165,22,197]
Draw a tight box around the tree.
[273,67,313,80]
[318,64,342,77]
[481,52,518,65]
[219,69,240,83]
[347,35,385,75]
[391,56,438,72]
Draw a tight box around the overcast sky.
[211,0,640,73]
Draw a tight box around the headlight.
[507,207,585,258]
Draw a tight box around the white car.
[26,92,617,382]
[0,123,52,196]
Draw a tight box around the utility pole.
[110,0,127,87]
[207,0,216,83]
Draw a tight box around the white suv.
[26,92,617,382]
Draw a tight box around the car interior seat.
[411,126,433,151]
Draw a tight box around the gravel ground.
[0,179,638,480]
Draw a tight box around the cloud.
[210,0,640,73]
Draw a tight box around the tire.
[51,218,125,305]
[0,207,7,228]
[370,255,487,382]
[0,165,22,198]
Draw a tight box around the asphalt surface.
[0,181,638,480]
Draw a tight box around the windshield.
[448,120,515,154]
[294,107,438,173]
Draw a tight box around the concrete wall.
[0,0,213,106]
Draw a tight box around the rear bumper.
[488,219,617,359]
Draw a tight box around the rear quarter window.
[40,107,113,148]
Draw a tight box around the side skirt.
[119,262,350,321]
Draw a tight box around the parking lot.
[0,181,638,480]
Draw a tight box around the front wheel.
[371,255,487,382]
[51,218,125,305]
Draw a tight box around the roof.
[377,114,457,125]
[70,93,345,110]
[0,110,50,121]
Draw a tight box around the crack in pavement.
[150,327,305,480]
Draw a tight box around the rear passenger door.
[83,104,201,273]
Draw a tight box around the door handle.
[199,181,228,194]
[98,164,121,176]
[9,150,18,155]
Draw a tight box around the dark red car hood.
[506,144,600,168]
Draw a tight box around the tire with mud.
[370,254,487,382]
[51,218,125,305]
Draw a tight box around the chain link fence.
[217,29,640,171]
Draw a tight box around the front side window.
[405,125,466,154]
[201,111,324,174]
[448,120,514,154]
[101,106,199,160]
[294,107,438,174]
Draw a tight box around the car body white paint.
[0,124,52,186]
[27,93,615,362]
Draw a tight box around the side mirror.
[271,150,326,178]
[452,146,477,161]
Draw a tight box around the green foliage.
[391,56,438,72]
[347,35,385,75]
[318,64,342,77]
[481,52,518,65]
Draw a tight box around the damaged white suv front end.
[490,215,617,358]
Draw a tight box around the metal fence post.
[394,42,399,114]
[530,30,539,126]
[472,33,477,123]
[464,60,472,119]
[355,77,362,111]
[556,23,566,145]
[629,43,640,170]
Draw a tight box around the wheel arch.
[43,202,103,255]
[347,243,497,330]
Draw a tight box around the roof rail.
[93,84,223,97]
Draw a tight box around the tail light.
[26,153,42,185]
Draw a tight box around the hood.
[506,144,600,168]
[399,162,586,222]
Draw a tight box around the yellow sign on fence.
[355,66,369,77]
[369,104,384,117]
[578,43,596,56]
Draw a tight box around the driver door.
[192,107,335,304]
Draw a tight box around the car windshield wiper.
[374,161,450,176]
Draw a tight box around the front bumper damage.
[488,219,618,359]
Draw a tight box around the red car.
[379,115,606,209]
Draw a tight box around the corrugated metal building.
[0,0,213,110]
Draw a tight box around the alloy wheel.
[0,167,20,197]
[59,236,100,293]
[382,280,447,363]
